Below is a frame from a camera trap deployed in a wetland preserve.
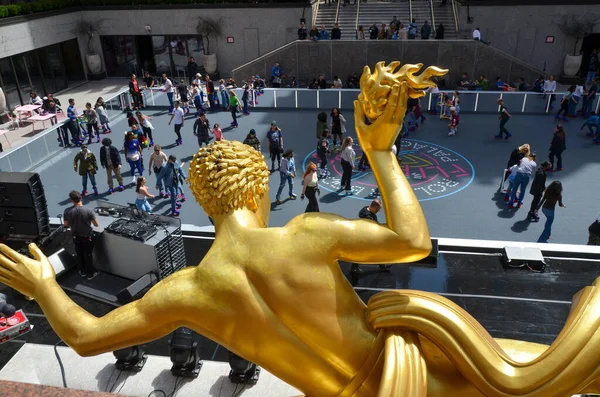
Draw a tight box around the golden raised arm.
[300,62,447,264]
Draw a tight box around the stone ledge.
[0,379,129,397]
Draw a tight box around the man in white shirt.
[543,75,557,110]
[162,74,174,110]
[168,101,185,146]
[473,27,489,45]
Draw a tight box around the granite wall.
[232,40,546,87]
[0,5,309,78]
[457,4,600,76]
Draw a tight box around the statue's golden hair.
[188,140,270,218]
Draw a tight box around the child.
[440,94,452,120]
[243,129,261,151]
[95,97,112,133]
[213,123,223,141]
[448,107,459,136]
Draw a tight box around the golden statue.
[0,61,599,397]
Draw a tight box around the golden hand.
[354,82,407,152]
[0,243,55,298]
[355,61,448,152]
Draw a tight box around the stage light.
[113,345,147,372]
[169,327,203,378]
[228,350,261,385]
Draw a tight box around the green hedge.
[0,0,299,19]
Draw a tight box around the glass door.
[0,58,21,108]
[39,44,67,94]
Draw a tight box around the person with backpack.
[156,155,187,217]
[243,129,261,151]
[266,121,284,172]
[408,19,418,39]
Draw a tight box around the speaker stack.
[0,172,50,241]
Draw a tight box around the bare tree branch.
[197,17,223,56]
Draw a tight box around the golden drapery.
[366,277,600,396]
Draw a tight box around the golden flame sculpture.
[0,62,599,397]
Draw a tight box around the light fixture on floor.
[113,345,147,372]
[169,327,203,378]
[228,350,260,385]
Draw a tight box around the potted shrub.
[559,16,598,77]
[197,16,223,76]
[72,19,104,76]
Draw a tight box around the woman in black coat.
[548,124,566,171]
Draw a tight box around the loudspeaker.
[502,246,546,272]
[0,172,50,240]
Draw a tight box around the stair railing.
[451,0,459,33]
[429,0,436,33]
[312,0,320,28]
[409,0,413,23]
[335,0,341,24]
[355,0,361,38]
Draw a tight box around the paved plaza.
[28,104,600,246]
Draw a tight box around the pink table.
[28,113,57,132]
[14,104,41,126]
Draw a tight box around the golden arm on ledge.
[0,61,599,397]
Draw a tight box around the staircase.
[430,2,459,39]
[357,2,410,34]
[315,1,358,40]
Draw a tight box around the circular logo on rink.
[303,139,475,202]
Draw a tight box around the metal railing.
[177,88,599,118]
[312,0,320,27]
[0,86,130,173]
[409,0,413,23]
[354,0,360,35]
[429,0,436,35]
[334,0,341,23]
[451,0,459,33]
